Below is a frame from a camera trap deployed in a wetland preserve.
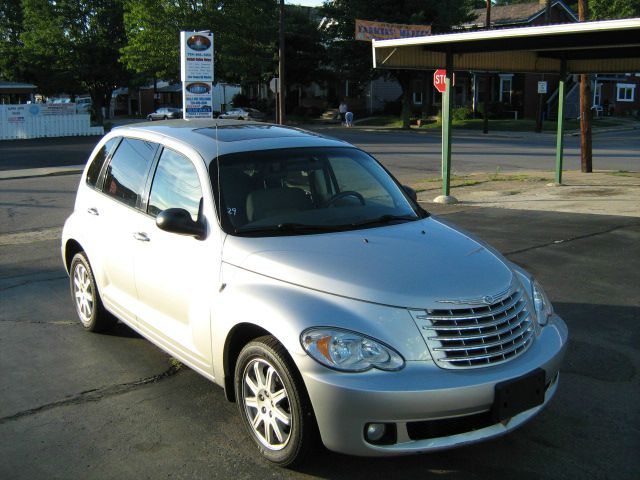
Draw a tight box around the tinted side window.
[86,138,118,187]
[148,148,202,221]
[103,138,157,208]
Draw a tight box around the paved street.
[311,127,640,183]
[1,126,638,185]
[1,171,638,479]
[0,136,102,171]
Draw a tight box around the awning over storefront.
[0,81,38,94]
[371,18,640,200]
[372,19,640,74]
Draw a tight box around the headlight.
[300,328,405,372]
[532,280,553,326]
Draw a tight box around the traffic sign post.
[269,77,280,93]
[270,78,280,124]
[537,81,548,94]
[433,64,457,204]
[433,69,455,93]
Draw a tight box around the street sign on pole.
[433,69,455,93]
[538,81,548,94]
[269,77,280,93]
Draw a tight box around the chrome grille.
[413,289,535,369]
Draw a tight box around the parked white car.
[61,120,567,466]
[75,97,92,114]
[218,107,265,121]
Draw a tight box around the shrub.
[453,106,472,121]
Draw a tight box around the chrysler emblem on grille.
[436,285,512,306]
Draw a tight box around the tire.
[69,252,116,333]
[235,335,319,467]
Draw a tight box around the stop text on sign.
[433,69,456,93]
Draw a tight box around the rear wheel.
[70,252,116,332]
[235,336,318,467]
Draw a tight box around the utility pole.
[483,0,491,134]
[536,1,552,133]
[579,0,593,172]
[545,0,551,22]
[278,0,285,125]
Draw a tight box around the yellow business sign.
[355,19,431,41]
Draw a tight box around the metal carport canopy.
[372,19,640,74]
[371,18,640,202]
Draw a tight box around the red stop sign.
[433,69,455,93]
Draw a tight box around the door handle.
[87,207,99,216]
[133,232,150,242]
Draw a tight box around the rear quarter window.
[86,138,118,188]
[102,138,157,208]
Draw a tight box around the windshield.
[210,147,425,236]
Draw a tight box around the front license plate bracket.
[492,368,546,422]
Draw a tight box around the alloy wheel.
[242,358,292,450]
[73,263,93,325]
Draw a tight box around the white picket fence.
[0,104,104,140]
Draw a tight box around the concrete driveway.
[0,172,638,479]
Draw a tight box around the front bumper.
[300,314,568,456]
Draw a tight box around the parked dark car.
[147,107,182,121]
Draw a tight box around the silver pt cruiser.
[61,120,568,466]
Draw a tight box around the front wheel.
[70,252,116,332]
[235,336,318,467]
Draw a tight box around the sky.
[289,1,324,6]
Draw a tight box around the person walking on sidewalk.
[338,100,347,124]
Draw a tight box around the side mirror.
[156,208,206,239]
[402,185,418,203]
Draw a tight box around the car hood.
[222,217,515,309]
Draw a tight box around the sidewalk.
[0,165,84,180]
[416,170,640,218]
[315,116,640,140]
[2,164,637,218]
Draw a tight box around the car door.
[95,136,159,324]
[76,136,120,262]
[133,145,218,374]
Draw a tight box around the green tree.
[121,0,277,87]
[19,0,128,122]
[60,0,129,121]
[121,0,220,84]
[588,0,640,19]
[284,6,329,91]
[0,0,24,81]
[322,0,473,128]
[19,0,77,94]
[217,0,277,85]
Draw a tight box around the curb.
[0,165,84,180]
[307,123,639,139]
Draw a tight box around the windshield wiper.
[234,223,337,235]
[346,214,419,229]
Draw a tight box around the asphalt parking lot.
[1,169,638,479]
